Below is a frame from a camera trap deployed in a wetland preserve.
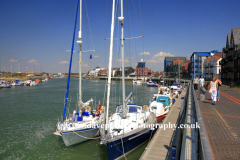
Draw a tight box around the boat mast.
[106,0,116,125]
[33,61,35,77]
[77,0,83,109]
[18,61,20,79]
[119,0,126,118]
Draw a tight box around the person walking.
[199,75,205,87]
[193,76,199,91]
[216,78,222,102]
[209,76,218,105]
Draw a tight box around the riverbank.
[1,76,49,82]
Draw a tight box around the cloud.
[9,59,18,62]
[152,52,174,59]
[58,60,69,64]
[93,55,99,58]
[28,59,36,63]
[22,57,26,59]
[117,59,129,63]
[147,52,174,64]
[139,51,150,55]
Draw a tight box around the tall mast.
[77,0,83,108]
[18,61,20,79]
[118,0,126,118]
[26,62,27,80]
[106,0,116,125]
[33,61,35,77]
[11,63,13,77]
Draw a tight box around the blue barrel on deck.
[77,116,83,121]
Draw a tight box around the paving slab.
[196,85,240,160]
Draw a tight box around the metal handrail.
[180,82,213,160]
[192,85,214,160]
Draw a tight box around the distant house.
[180,60,191,78]
[89,66,104,77]
[116,67,134,77]
[221,28,240,82]
[148,69,154,77]
[136,59,148,77]
[111,68,118,77]
[190,50,220,79]
[159,71,164,77]
[164,56,186,76]
[98,69,107,76]
[171,58,188,78]
[203,53,222,80]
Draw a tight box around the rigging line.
[138,0,144,36]
[73,131,101,139]
[121,137,127,160]
[62,0,79,122]
[103,0,108,107]
[83,0,89,51]
[116,0,120,67]
[138,0,145,62]
[131,0,142,37]
[125,0,132,67]
[84,0,95,51]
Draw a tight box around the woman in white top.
[209,76,218,105]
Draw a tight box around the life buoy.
[100,106,105,111]
[85,106,91,111]
[143,105,148,110]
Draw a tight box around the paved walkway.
[196,85,240,160]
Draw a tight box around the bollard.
[230,81,234,88]
[199,86,206,100]
[181,97,185,109]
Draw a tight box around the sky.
[0,0,240,74]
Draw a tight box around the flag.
[99,100,101,107]
[90,54,92,59]
[98,100,101,110]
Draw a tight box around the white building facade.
[203,54,222,80]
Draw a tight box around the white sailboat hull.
[62,128,99,147]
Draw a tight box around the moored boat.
[100,1,158,159]
[54,0,101,147]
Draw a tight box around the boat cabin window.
[129,107,138,113]
[116,106,123,113]
[151,106,157,110]
[113,129,122,133]
[159,99,166,102]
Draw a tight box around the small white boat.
[149,96,171,122]
[11,80,23,86]
[1,80,11,88]
[147,80,157,87]
[25,80,36,86]
[133,79,141,84]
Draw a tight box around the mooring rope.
[73,130,101,139]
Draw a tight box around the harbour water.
[0,78,159,160]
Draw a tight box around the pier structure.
[140,79,240,160]
[140,85,188,160]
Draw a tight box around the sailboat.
[54,0,101,147]
[100,1,157,159]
